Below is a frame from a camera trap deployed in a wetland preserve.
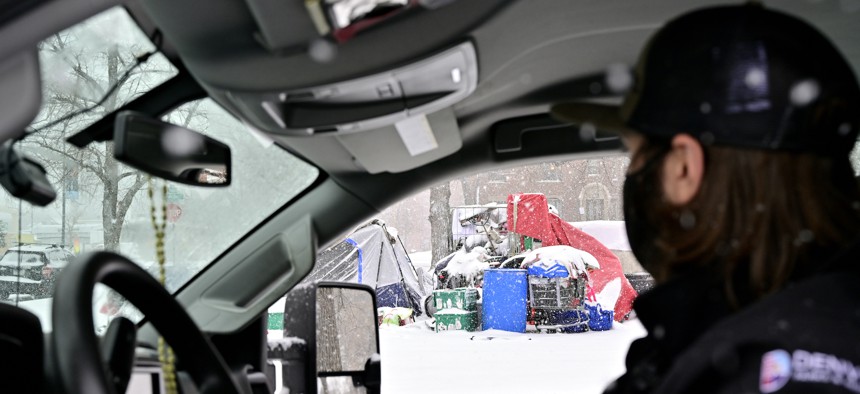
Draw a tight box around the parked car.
[0,244,74,300]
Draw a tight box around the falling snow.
[789,79,820,106]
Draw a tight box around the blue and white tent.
[302,220,428,315]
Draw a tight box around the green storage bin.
[268,312,284,330]
[433,288,479,311]
[435,310,478,332]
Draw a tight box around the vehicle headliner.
[136,0,860,220]
[5,0,858,222]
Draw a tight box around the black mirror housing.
[113,111,231,187]
[282,282,381,394]
[0,143,56,206]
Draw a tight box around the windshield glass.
[2,7,319,332]
[31,7,177,133]
[268,155,649,391]
[0,252,44,265]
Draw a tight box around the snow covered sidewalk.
[380,319,647,393]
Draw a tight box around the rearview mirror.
[283,282,381,394]
[113,111,230,187]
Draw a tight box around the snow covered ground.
[379,320,647,394]
[392,250,645,393]
[409,251,433,270]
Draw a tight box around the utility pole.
[59,122,70,248]
[60,153,66,247]
[61,187,66,247]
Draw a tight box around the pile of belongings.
[434,246,491,288]
[432,288,480,332]
[507,193,638,321]
[451,204,510,257]
[519,245,601,278]
[377,307,415,327]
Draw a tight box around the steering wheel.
[50,251,242,394]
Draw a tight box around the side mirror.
[283,282,381,394]
[113,111,231,187]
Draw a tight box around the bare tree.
[429,182,451,268]
[460,177,479,205]
[27,28,176,251]
[316,292,342,372]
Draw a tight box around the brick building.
[466,157,628,222]
[378,156,629,253]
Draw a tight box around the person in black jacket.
[552,3,860,393]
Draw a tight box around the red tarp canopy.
[507,193,637,321]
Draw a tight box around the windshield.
[282,152,860,392]
[267,156,648,391]
[0,252,44,266]
[2,7,319,331]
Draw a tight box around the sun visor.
[0,50,41,143]
[226,41,477,136]
[336,108,461,174]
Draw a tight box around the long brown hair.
[637,139,860,306]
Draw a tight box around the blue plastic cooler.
[481,269,528,332]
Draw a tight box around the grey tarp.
[302,220,427,314]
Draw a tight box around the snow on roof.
[8,244,66,252]
[0,276,41,284]
[569,221,631,251]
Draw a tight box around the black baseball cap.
[551,3,860,156]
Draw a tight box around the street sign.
[166,184,185,203]
[167,203,182,223]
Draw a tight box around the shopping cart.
[449,204,516,256]
[528,273,588,333]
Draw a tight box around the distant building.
[468,158,628,222]
[377,157,629,253]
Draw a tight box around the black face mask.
[623,149,669,274]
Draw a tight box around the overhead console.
[226,41,477,136]
[139,0,511,173]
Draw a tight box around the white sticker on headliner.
[396,115,438,156]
